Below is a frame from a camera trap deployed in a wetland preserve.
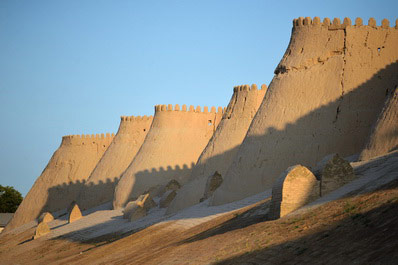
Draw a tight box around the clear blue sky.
[0,0,397,196]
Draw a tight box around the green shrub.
[0,185,23,213]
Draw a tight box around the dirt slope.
[1,178,396,264]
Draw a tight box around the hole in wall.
[143,129,146,132]
[208,120,213,126]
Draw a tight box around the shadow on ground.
[7,62,395,249]
[215,180,398,265]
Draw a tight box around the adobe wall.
[167,84,267,214]
[113,104,224,209]
[77,115,153,210]
[212,17,398,206]
[5,133,114,232]
[359,87,398,161]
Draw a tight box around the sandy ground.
[0,151,397,264]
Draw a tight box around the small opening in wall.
[208,120,213,126]
[103,145,106,147]
[143,129,146,132]
[377,47,381,54]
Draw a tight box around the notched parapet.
[381,18,390,29]
[313,17,321,25]
[233,83,267,92]
[368,18,377,28]
[293,16,396,30]
[120,115,153,122]
[61,132,115,145]
[154,104,224,114]
[343,17,352,26]
[303,17,312,26]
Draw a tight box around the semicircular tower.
[212,17,398,205]
[167,84,267,214]
[77,115,153,210]
[113,104,223,209]
[5,133,114,232]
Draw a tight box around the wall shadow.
[24,62,397,246]
[212,61,398,202]
[38,150,242,236]
[122,63,398,206]
[131,162,196,196]
[41,177,119,219]
[174,150,398,247]
[128,145,241,201]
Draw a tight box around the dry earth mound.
[167,84,266,214]
[5,133,114,232]
[78,115,153,210]
[212,17,398,205]
[113,104,223,208]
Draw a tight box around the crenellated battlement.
[233,83,267,93]
[62,133,115,140]
[293,17,398,30]
[120,115,153,122]
[61,133,115,145]
[154,104,225,114]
